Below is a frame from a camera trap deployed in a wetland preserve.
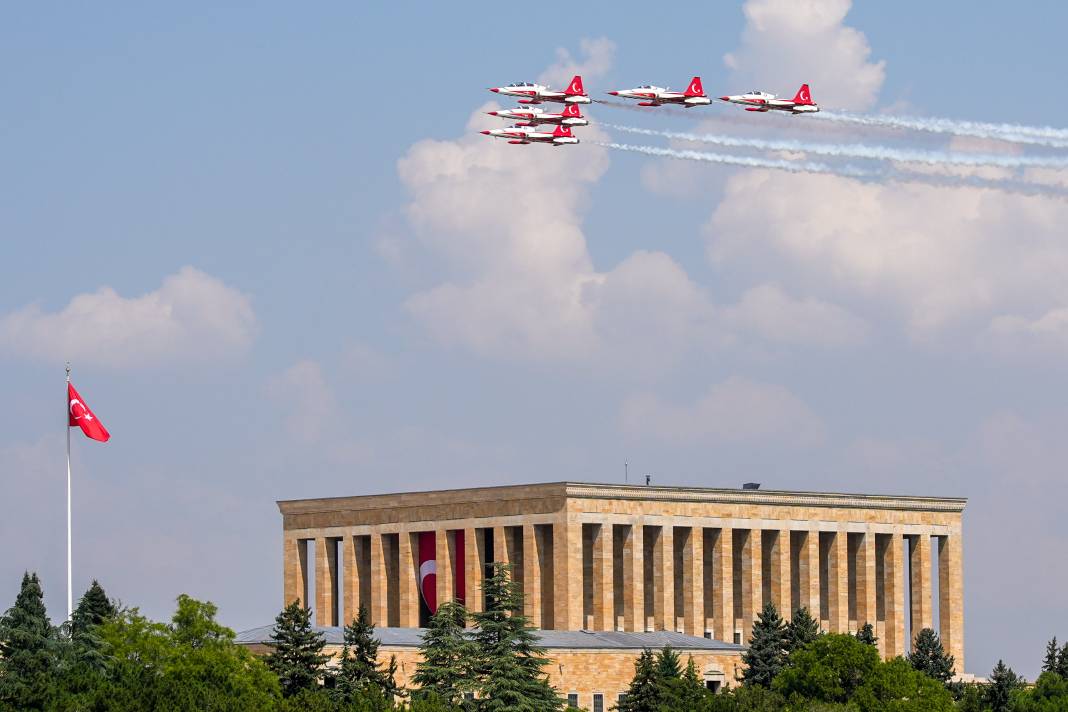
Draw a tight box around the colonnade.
[283,517,963,668]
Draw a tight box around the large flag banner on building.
[68,382,110,442]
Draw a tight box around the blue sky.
[3,1,1068,678]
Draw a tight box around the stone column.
[651,526,675,631]
[493,525,510,567]
[771,530,791,619]
[554,517,583,630]
[622,524,644,632]
[592,523,613,631]
[829,530,849,633]
[369,531,389,627]
[858,532,877,630]
[283,536,308,607]
[682,527,704,637]
[397,531,420,627]
[436,528,455,607]
[883,533,906,658]
[740,528,762,632]
[909,534,932,645]
[798,530,820,618]
[522,524,541,627]
[315,537,338,626]
[712,528,734,642]
[938,534,965,670]
[465,527,484,616]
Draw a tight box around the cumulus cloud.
[722,283,868,346]
[986,307,1068,356]
[0,267,256,368]
[537,37,616,88]
[620,377,826,446]
[707,170,1068,336]
[723,0,885,111]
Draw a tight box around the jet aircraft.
[719,84,819,114]
[479,124,579,146]
[488,75,591,105]
[487,102,589,127]
[606,76,711,107]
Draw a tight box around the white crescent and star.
[69,398,93,421]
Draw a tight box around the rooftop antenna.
[625,460,629,484]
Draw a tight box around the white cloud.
[620,377,825,446]
[537,37,616,88]
[266,360,338,443]
[722,283,868,346]
[707,170,1068,336]
[986,307,1068,356]
[723,0,885,111]
[0,267,256,368]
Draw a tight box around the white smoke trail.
[603,123,1068,170]
[592,141,873,177]
[816,111,1068,149]
[596,141,1068,200]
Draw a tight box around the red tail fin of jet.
[562,103,582,117]
[552,125,573,137]
[684,76,705,97]
[565,75,585,96]
[792,83,814,105]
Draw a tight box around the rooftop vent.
[742,482,761,490]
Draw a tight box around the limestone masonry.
[277,481,966,679]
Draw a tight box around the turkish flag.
[68,382,110,442]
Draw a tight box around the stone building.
[275,481,966,689]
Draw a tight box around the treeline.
[612,600,1068,711]
[3,567,1068,711]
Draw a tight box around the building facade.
[278,482,966,667]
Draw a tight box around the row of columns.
[283,520,963,668]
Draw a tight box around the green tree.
[1059,641,1068,679]
[784,607,820,656]
[773,633,881,704]
[334,604,396,702]
[660,656,708,710]
[985,660,1023,712]
[0,572,56,710]
[617,648,662,712]
[854,622,877,647]
[852,656,955,711]
[266,600,330,697]
[656,646,682,680]
[1014,671,1068,712]
[741,602,786,687]
[70,580,116,638]
[1042,637,1060,674]
[907,628,955,684]
[471,563,562,712]
[412,600,475,705]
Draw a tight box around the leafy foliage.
[984,660,1023,712]
[0,572,56,710]
[411,600,475,705]
[470,562,562,711]
[266,600,330,697]
[907,627,955,684]
[741,602,787,687]
[855,622,877,647]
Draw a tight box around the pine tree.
[1058,641,1068,679]
[984,660,1022,712]
[412,600,475,705]
[1042,637,1059,674]
[617,648,662,712]
[855,622,878,647]
[334,604,392,701]
[656,646,681,680]
[471,563,562,712]
[907,628,955,684]
[741,601,787,687]
[784,606,820,655]
[660,656,707,710]
[0,572,56,710]
[70,580,115,638]
[266,600,330,697]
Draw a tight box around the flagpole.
[66,362,72,623]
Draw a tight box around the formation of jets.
[482,75,819,147]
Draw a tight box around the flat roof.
[278,481,966,515]
[235,624,745,652]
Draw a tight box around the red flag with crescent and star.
[68,382,110,442]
